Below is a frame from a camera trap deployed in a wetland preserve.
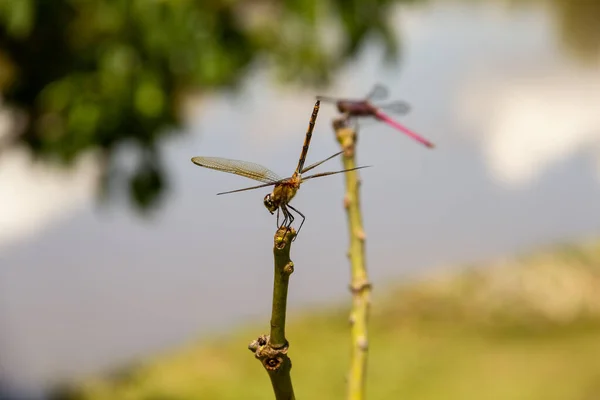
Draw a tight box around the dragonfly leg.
[280,205,290,229]
[276,207,281,228]
[289,209,295,229]
[280,204,294,238]
[284,205,295,229]
[287,204,305,241]
[279,207,288,230]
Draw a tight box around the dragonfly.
[316,84,435,148]
[191,100,371,237]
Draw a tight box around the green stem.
[248,227,296,400]
[335,118,372,400]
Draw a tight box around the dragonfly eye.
[263,194,277,214]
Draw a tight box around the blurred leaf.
[0,0,414,210]
[0,0,33,37]
[551,0,600,64]
[129,152,165,213]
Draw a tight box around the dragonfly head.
[263,194,277,214]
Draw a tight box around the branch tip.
[333,118,357,154]
[332,116,349,130]
[275,227,296,249]
[333,115,370,400]
[250,226,296,398]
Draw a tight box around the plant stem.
[248,227,297,400]
[334,118,372,400]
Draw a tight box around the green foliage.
[0,0,402,210]
[550,0,600,63]
[50,240,600,399]
[1,0,598,211]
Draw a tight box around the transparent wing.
[302,165,372,181]
[191,156,283,183]
[300,151,344,174]
[315,95,340,104]
[378,100,411,115]
[217,181,278,195]
[366,84,389,101]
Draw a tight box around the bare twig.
[334,117,372,400]
[248,227,297,400]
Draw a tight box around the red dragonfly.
[191,101,370,237]
[316,84,435,148]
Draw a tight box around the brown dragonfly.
[191,100,371,236]
[317,84,435,148]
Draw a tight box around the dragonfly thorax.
[337,100,377,117]
[263,179,300,214]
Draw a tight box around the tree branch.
[248,227,297,400]
[334,117,372,400]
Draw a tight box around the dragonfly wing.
[302,165,372,181]
[315,95,340,104]
[366,84,389,102]
[217,181,279,195]
[378,100,411,115]
[300,151,344,174]
[191,157,283,183]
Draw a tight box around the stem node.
[349,281,372,295]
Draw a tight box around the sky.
[0,0,599,392]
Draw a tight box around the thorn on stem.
[248,334,269,352]
[283,262,294,275]
[344,194,351,208]
[357,336,368,351]
[258,335,268,346]
[355,229,366,241]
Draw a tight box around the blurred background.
[1,0,600,399]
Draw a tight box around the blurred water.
[1,0,600,393]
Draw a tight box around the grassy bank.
[57,240,600,399]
